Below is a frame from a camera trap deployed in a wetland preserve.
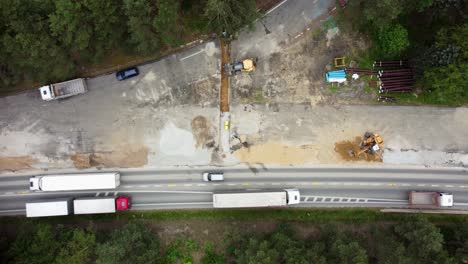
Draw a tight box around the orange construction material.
[220,39,230,112]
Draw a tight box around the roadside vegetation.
[336,0,468,105]
[0,210,467,263]
[0,0,259,94]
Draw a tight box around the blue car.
[116,67,139,81]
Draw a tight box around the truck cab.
[29,177,40,191]
[438,193,454,207]
[285,188,301,205]
[116,196,131,211]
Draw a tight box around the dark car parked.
[116,67,139,81]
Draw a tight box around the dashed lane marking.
[184,184,192,187]
[431,185,439,187]
[153,185,162,188]
[388,183,397,187]
[139,185,148,188]
[95,193,100,197]
[227,183,236,186]
[104,192,109,196]
[167,184,176,187]
[272,183,280,185]
[242,183,249,186]
[197,184,206,186]
[123,186,132,188]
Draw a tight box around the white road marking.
[139,185,148,188]
[132,202,213,207]
[359,183,368,186]
[180,49,205,61]
[0,209,26,213]
[153,185,162,187]
[184,184,192,187]
[418,184,425,187]
[114,192,118,196]
[431,185,439,187]
[445,185,454,188]
[213,183,221,186]
[227,183,236,186]
[265,0,289,15]
[104,192,109,196]
[95,193,100,197]
[402,184,410,186]
[123,186,132,188]
[272,183,280,185]
[197,184,206,186]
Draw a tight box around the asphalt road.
[1,167,467,215]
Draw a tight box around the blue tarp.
[325,70,346,82]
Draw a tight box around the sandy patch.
[191,116,215,148]
[233,141,319,165]
[70,146,149,169]
[0,156,37,171]
[334,137,382,162]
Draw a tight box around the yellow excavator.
[225,58,257,75]
[350,132,384,158]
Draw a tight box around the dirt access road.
[0,0,467,173]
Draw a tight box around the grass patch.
[2,209,465,226]
[327,83,339,93]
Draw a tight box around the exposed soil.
[70,146,149,169]
[233,141,320,165]
[220,39,230,112]
[70,154,92,169]
[191,116,216,149]
[231,23,375,105]
[334,136,383,162]
[0,156,36,172]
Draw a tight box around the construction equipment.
[225,58,257,75]
[349,132,384,158]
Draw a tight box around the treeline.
[337,0,468,105]
[2,216,466,263]
[0,0,258,89]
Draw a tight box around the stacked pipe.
[378,96,396,103]
[344,68,378,75]
[378,69,414,94]
[345,68,379,75]
[373,60,408,68]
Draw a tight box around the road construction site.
[0,0,468,174]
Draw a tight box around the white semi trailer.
[29,172,120,192]
[26,199,73,217]
[213,189,300,208]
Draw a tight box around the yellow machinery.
[351,132,384,157]
[225,58,257,75]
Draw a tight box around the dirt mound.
[0,156,36,172]
[71,146,149,169]
[71,154,91,169]
[334,137,382,162]
[191,116,215,148]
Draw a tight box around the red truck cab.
[116,196,131,211]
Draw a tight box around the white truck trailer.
[39,78,87,101]
[213,189,300,208]
[29,172,120,192]
[409,191,453,207]
[74,197,117,214]
[26,199,72,217]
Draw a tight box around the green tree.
[49,0,124,61]
[423,63,468,105]
[204,0,259,37]
[362,0,405,30]
[0,0,73,84]
[373,229,412,264]
[8,224,59,264]
[155,0,182,46]
[122,0,160,54]
[235,238,280,264]
[376,23,410,58]
[200,243,225,264]
[96,222,160,264]
[56,228,96,264]
[394,216,452,263]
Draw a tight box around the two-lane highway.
[1,167,467,215]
